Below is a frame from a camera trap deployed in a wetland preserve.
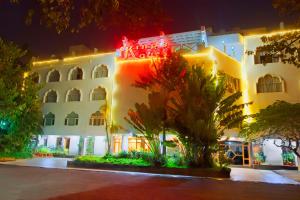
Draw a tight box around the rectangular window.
[254,51,279,64]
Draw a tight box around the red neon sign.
[116,34,171,60]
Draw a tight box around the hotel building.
[32,27,300,167]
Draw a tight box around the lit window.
[70,67,83,80]
[94,65,108,78]
[91,87,106,101]
[44,112,55,126]
[128,137,150,152]
[257,75,284,93]
[48,70,60,82]
[65,112,79,126]
[45,90,58,103]
[89,111,105,126]
[67,89,81,102]
[113,136,122,153]
[254,49,279,64]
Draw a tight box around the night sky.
[0,0,282,58]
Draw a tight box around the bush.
[0,151,33,159]
[75,155,151,167]
[166,154,187,168]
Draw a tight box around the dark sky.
[0,0,282,58]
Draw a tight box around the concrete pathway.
[230,167,299,185]
[1,158,299,185]
[1,157,72,169]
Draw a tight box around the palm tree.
[170,66,248,167]
[125,92,165,166]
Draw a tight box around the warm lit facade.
[32,27,300,167]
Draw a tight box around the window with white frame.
[257,74,284,93]
[48,70,60,82]
[91,87,106,101]
[70,67,83,80]
[67,89,81,102]
[45,90,58,103]
[65,112,79,126]
[89,111,105,126]
[44,112,55,126]
[93,65,108,78]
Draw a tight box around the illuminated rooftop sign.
[116,33,171,60]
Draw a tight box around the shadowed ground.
[0,165,299,200]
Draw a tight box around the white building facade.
[32,27,300,167]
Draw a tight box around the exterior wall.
[242,32,300,166]
[263,139,283,166]
[208,33,244,61]
[33,53,116,138]
[243,34,300,114]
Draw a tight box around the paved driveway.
[1,158,299,185]
[0,165,300,200]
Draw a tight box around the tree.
[134,53,187,155]
[241,101,300,159]
[100,103,121,155]
[169,66,248,167]
[125,92,165,166]
[8,0,167,35]
[254,0,300,67]
[0,38,42,152]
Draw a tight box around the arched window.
[65,112,79,126]
[91,87,106,101]
[44,90,58,103]
[48,70,60,82]
[44,112,55,126]
[70,67,83,80]
[93,65,108,78]
[31,72,40,83]
[67,89,81,102]
[89,111,105,126]
[257,74,284,93]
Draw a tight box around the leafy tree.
[134,53,187,155]
[100,103,121,155]
[241,101,300,159]
[254,0,300,67]
[8,0,167,35]
[169,66,247,167]
[125,92,165,166]
[0,38,42,152]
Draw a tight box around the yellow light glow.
[33,52,115,66]
[246,29,300,38]
[116,58,155,64]
[23,72,29,78]
[33,59,60,66]
[63,52,115,62]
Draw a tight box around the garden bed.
[67,157,230,178]
[252,164,298,170]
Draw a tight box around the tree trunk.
[162,125,166,155]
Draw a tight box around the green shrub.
[75,155,151,167]
[0,151,32,159]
